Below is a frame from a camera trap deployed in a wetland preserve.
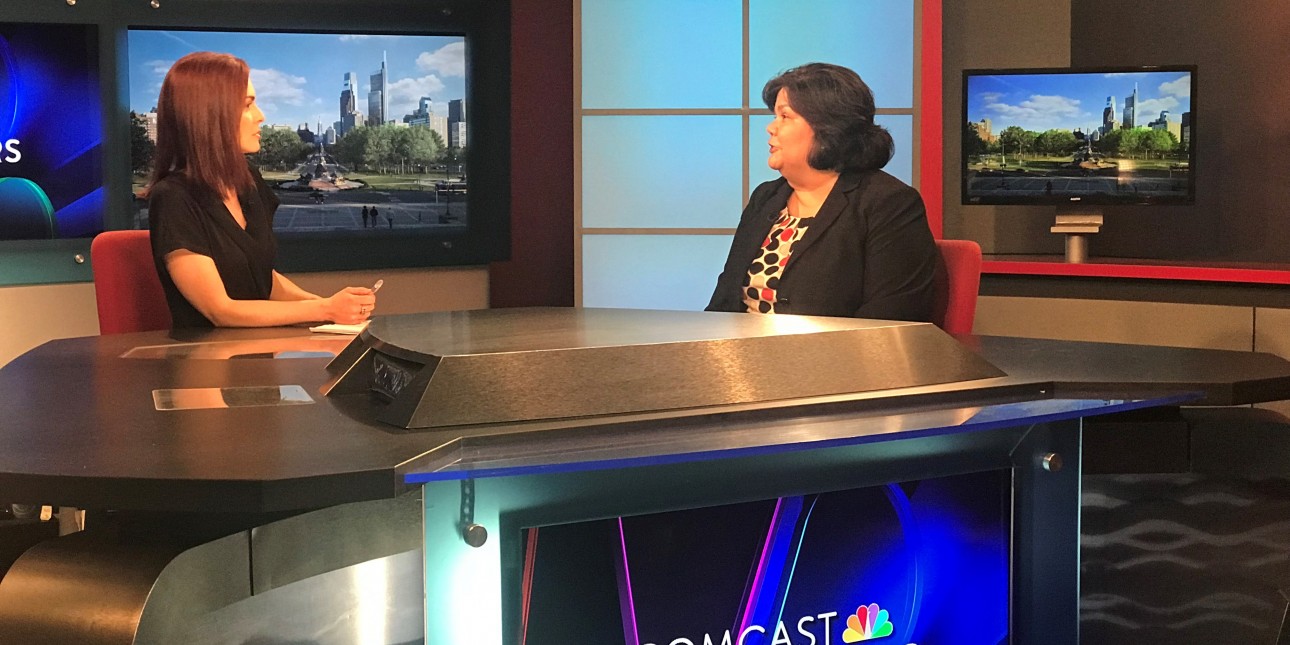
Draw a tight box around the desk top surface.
[0,310,1285,512]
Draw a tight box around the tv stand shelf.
[983,256,1290,285]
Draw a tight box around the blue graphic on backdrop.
[0,23,102,240]
[523,470,1010,645]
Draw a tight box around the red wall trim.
[985,260,1290,285]
[919,0,943,238]
[493,0,575,308]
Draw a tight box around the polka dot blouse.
[742,208,810,314]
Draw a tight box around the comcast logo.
[842,603,894,642]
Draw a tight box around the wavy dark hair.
[762,63,893,173]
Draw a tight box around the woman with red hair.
[147,52,375,328]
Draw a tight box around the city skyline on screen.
[127,30,466,131]
[967,70,1192,135]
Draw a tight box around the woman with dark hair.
[147,51,375,328]
[706,63,937,321]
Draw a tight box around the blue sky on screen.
[128,30,465,129]
[966,71,1191,133]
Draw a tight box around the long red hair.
[148,51,255,197]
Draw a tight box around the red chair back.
[91,230,171,334]
[930,239,982,336]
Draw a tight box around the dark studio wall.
[946,0,1290,264]
[941,1,1072,254]
[1071,0,1290,263]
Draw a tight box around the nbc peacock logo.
[842,603,894,642]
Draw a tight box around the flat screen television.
[128,28,471,235]
[0,22,103,241]
[962,65,1195,206]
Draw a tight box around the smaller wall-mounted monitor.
[0,22,103,241]
[963,65,1195,206]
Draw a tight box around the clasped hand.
[324,286,377,324]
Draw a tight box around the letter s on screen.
[1,139,19,163]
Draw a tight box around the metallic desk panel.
[326,308,1008,428]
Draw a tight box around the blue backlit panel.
[582,234,733,311]
[582,0,742,109]
[523,470,1010,644]
[583,116,743,228]
[749,0,915,108]
[749,114,914,188]
[0,23,102,240]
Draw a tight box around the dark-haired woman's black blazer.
[705,169,937,321]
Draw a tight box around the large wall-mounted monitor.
[963,65,1196,207]
[127,28,472,237]
[0,22,103,242]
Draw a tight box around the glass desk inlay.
[152,385,315,411]
[123,336,351,360]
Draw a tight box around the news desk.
[0,308,1287,645]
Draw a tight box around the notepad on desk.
[309,321,369,335]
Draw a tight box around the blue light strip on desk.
[403,393,1199,484]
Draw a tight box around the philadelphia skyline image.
[966,70,1191,134]
[127,29,466,130]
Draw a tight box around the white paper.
[308,321,369,335]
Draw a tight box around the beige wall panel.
[283,266,489,316]
[0,267,488,369]
[1254,307,1290,415]
[0,282,101,369]
[974,295,1252,351]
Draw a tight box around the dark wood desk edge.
[3,329,1290,513]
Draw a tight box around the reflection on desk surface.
[122,336,352,360]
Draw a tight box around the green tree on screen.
[1036,129,1078,157]
[1098,129,1124,156]
[333,126,370,170]
[389,126,442,173]
[964,122,988,158]
[253,127,312,169]
[362,127,395,172]
[130,112,155,174]
[1120,129,1148,158]
[1141,129,1178,159]
[998,126,1032,160]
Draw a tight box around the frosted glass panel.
[583,116,744,228]
[749,0,915,108]
[583,235,734,311]
[748,114,914,188]
[880,114,914,186]
[582,0,742,108]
